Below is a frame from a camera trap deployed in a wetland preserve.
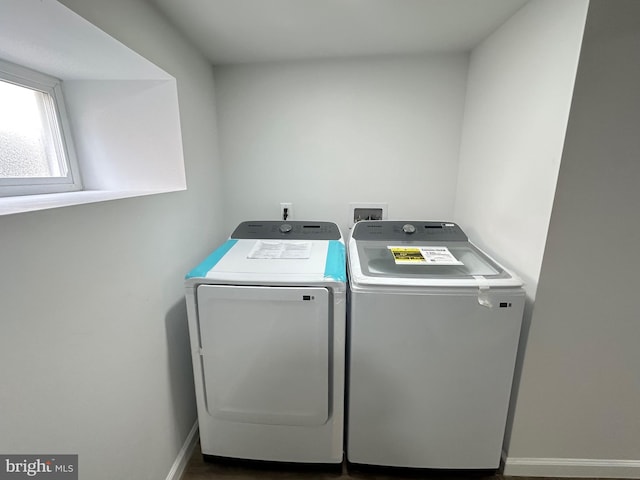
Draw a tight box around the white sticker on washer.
[247,240,312,259]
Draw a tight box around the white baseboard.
[165,421,199,480]
[504,456,640,478]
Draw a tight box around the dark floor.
[180,445,561,480]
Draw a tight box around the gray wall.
[0,1,224,479]
[505,0,640,475]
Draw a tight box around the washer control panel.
[231,221,341,240]
[352,221,468,241]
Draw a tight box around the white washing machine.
[185,221,346,464]
[347,221,524,470]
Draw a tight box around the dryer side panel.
[197,285,330,426]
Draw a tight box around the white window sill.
[0,188,185,216]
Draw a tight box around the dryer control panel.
[231,221,342,240]
[352,221,468,241]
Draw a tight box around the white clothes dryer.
[185,221,346,464]
[347,221,524,470]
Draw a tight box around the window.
[0,59,81,197]
[0,0,185,215]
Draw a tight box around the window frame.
[0,58,82,197]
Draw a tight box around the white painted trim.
[165,422,199,480]
[504,456,640,478]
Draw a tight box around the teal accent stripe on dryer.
[185,239,238,279]
[324,240,346,282]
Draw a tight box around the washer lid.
[349,237,523,288]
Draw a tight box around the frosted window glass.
[0,80,65,178]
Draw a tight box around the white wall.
[505,0,640,476]
[452,0,588,467]
[214,55,469,234]
[454,0,588,293]
[0,1,225,479]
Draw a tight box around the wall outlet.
[349,202,387,228]
[280,202,293,221]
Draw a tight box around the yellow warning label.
[388,247,426,263]
[387,245,464,265]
